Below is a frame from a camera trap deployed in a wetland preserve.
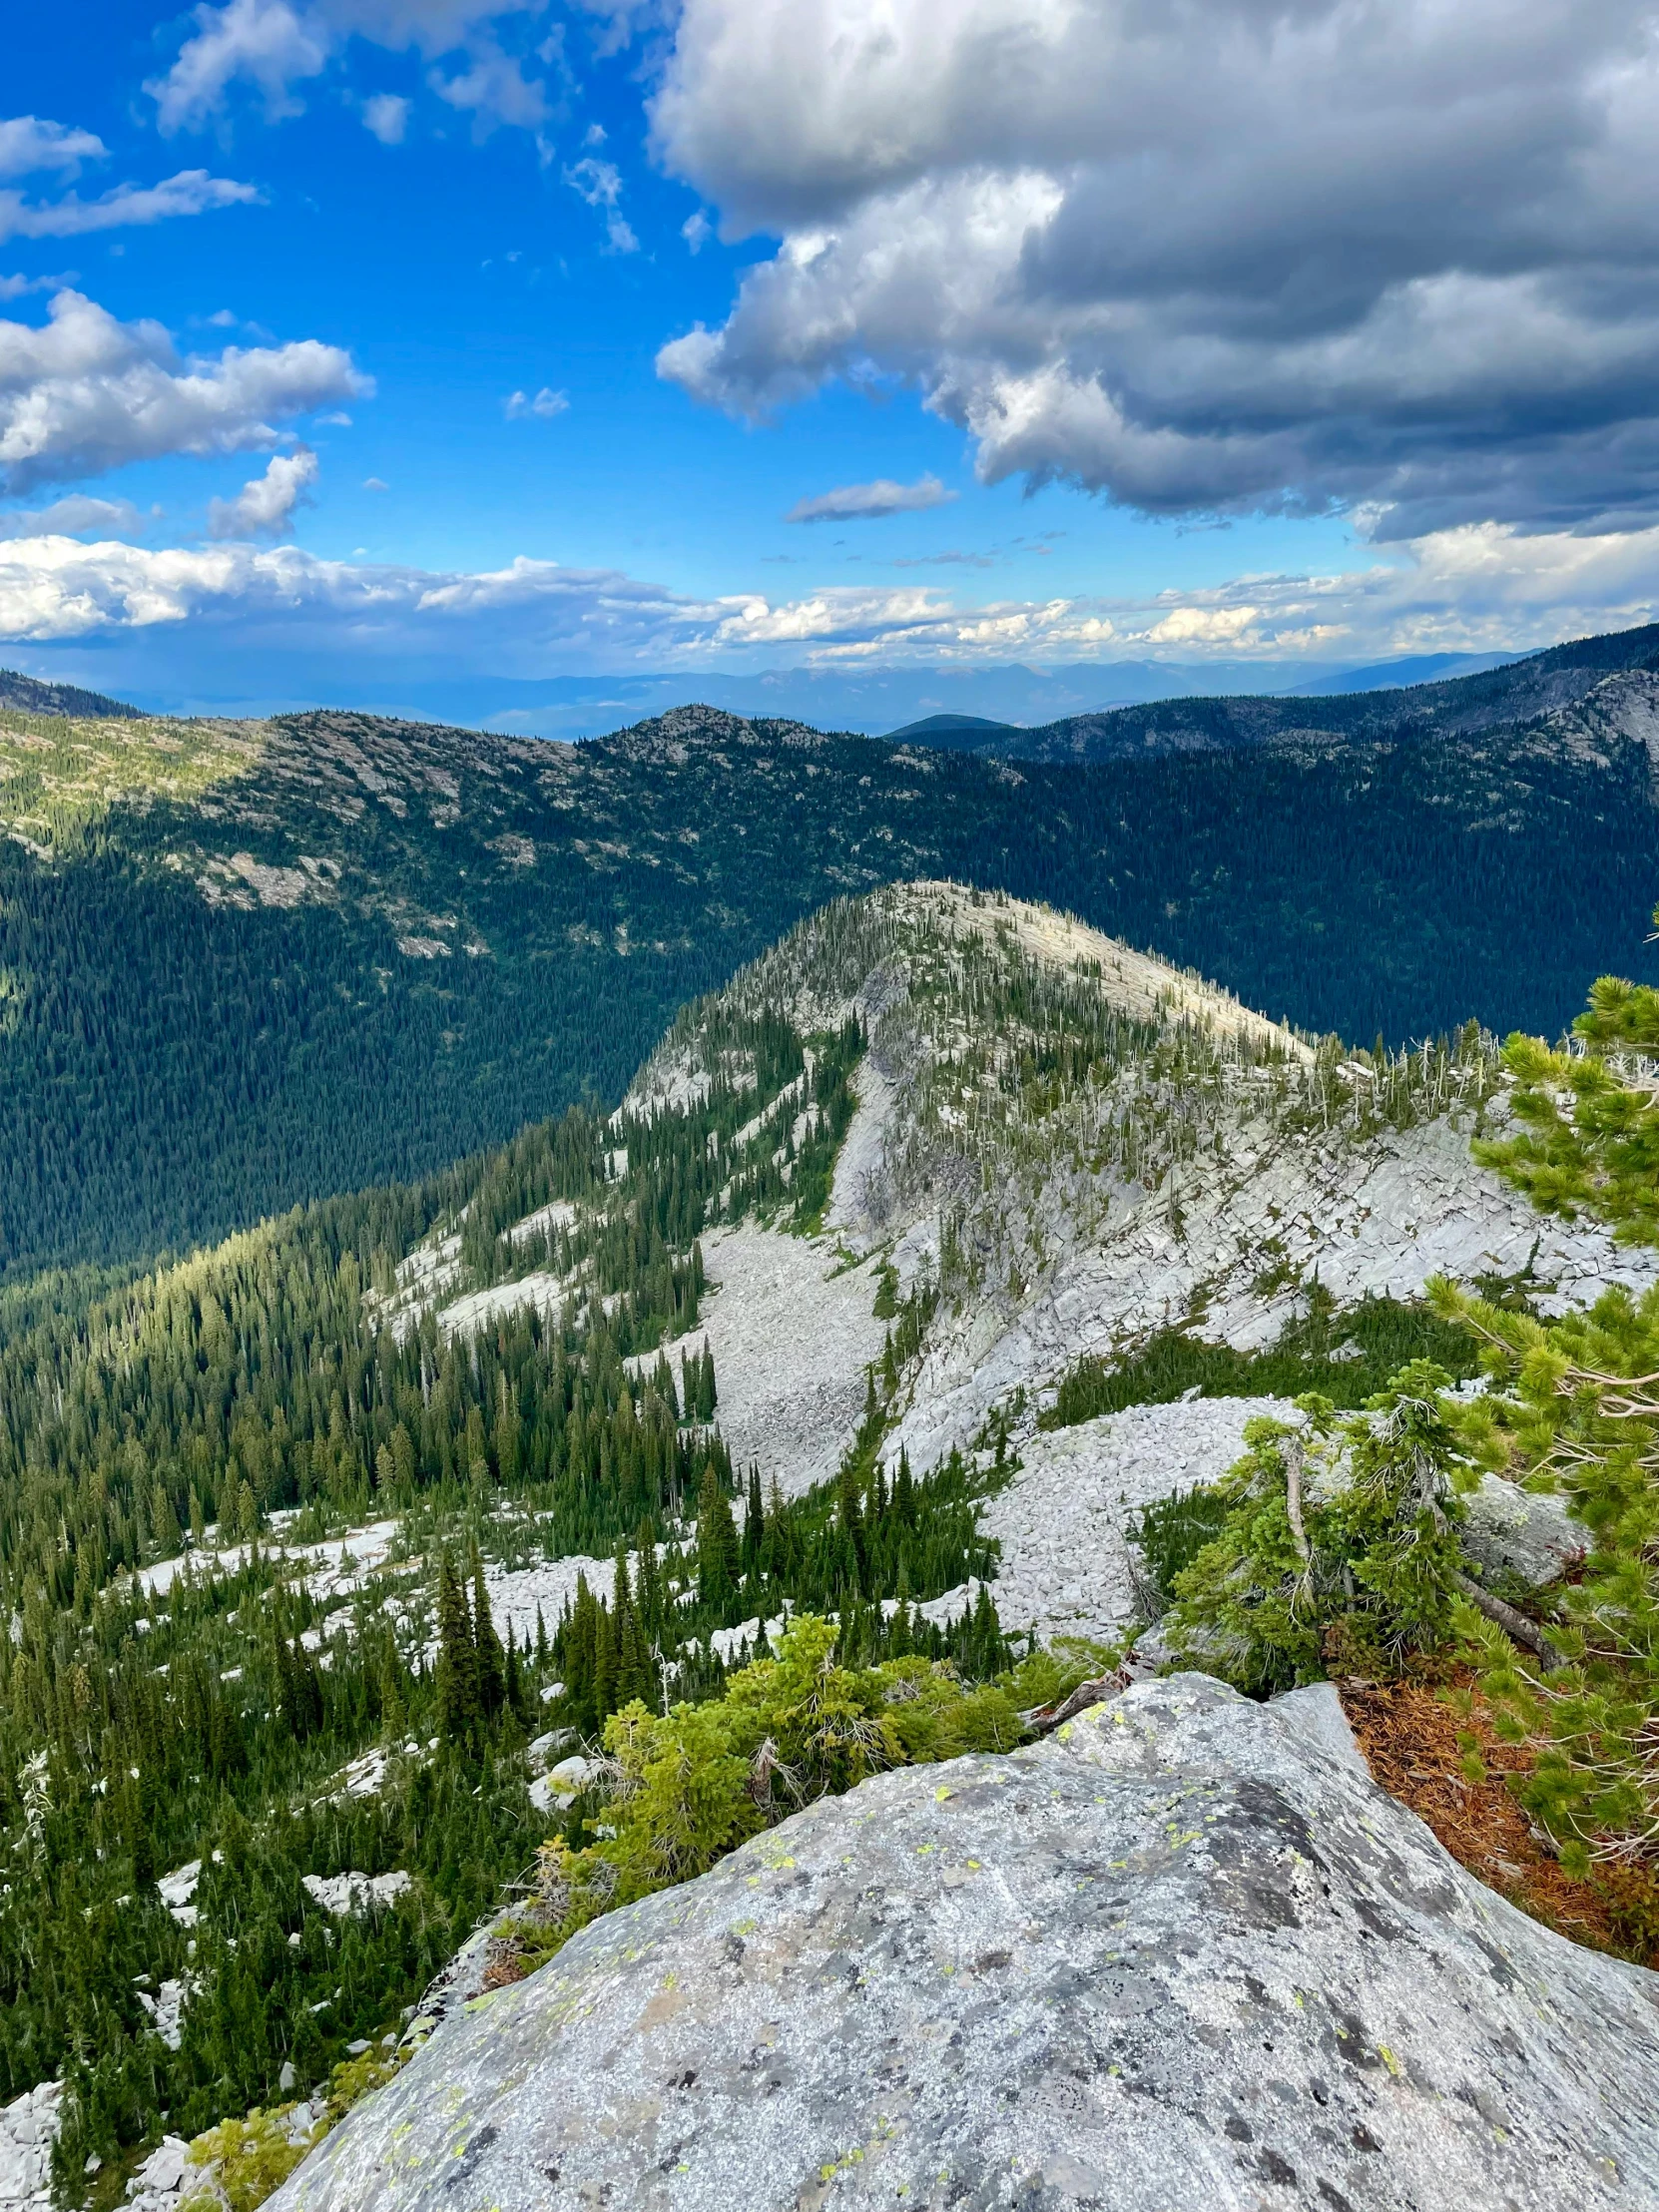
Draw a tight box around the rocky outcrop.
[0,2082,60,2212]
[268,1675,1659,2212]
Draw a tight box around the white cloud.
[786,473,955,524]
[0,118,106,183]
[565,158,639,254]
[0,535,723,656]
[504,386,569,419]
[431,43,548,133]
[151,0,549,136]
[361,92,410,143]
[150,0,331,131]
[0,511,1655,677]
[0,289,368,494]
[0,273,74,301]
[0,495,144,540]
[681,209,711,254]
[362,474,388,489]
[646,0,1659,539]
[0,171,259,247]
[208,447,318,538]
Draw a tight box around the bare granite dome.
[269,1675,1659,2212]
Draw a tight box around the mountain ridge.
[0,875,1653,2205]
[6,637,1659,1278]
[942,617,1659,764]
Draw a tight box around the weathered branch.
[1283,1437,1312,1566]
[1024,1675,1121,1735]
[1451,1570,1565,1672]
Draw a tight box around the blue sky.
[4,0,1659,726]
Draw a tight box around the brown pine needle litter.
[1339,1668,1659,1967]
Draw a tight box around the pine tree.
[612,1549,654,1710]
[472,1548,506,1718]
[435,1553,480,1744]
[465,1403,491,1486]
[742,1465,764,1576]
[391,1422,417,1503]
[696,1462,740,1610]
[565,1576,598,1736]
[504,1631,529,1725]
[593,1600,618,1725]
[494,1372,521,1486]
[378,1640,407,1740]
[633,1516,661,1637]
[894,1447,915,1526]
[835,1459,866,1590]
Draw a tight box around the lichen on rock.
[268,1675,1659,2212]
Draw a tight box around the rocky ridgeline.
[23,878,1654,2208]
[268,1676,1659,2212]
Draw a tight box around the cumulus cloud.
[565,158,639,253]
[786,473,956,524]
[0,534,722,657]
[0,274,72,301]
[0,118,107,182]
[0,171,259,247]
[431,42,548,132]
[208,447,318,538]
[646,0,1659,539]
[0,289,368,494]
[151,0,548,136]
[0,110,258,245]
[504,385,569,418]
[361,92,410,142]
[0,512,1654,672]
[150,0,332,130]
[0,495,144,540]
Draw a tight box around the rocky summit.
[268,1676,1659,2212]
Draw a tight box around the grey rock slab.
[1461,1476,1583,1588]
[974,1395,1292,1644]
[268,1674,1659,2212]
[1271,1680,1369,1778]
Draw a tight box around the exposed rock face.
[972,1394,1293,1643]
[269,1677,1659,2212]
[0,2080,60,2212]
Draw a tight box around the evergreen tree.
[696,1463,740,1611]
[894,1447,915,1526]
[471,1549,506,1719]
[434,1554,479,1743]
[593,1601,618,1726]
[378,1642,407,1740]
[835,1459,867,1590]
[742,1465,764,1577]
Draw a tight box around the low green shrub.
[1165,1365,1475,1696]
[1040,1291,1482,1430]
[513,1615,1027,1973]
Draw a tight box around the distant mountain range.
[883,621,1659,759]
[3,620,1659,1276]
[11,647,1527,741]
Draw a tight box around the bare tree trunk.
[1451,1571,1564,1672]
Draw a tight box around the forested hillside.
[0,963,1018,2199]
[973,617,1659,761]
[6,647,1659,1279]
[6,874,1659,2205]
[0,668,139,720]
